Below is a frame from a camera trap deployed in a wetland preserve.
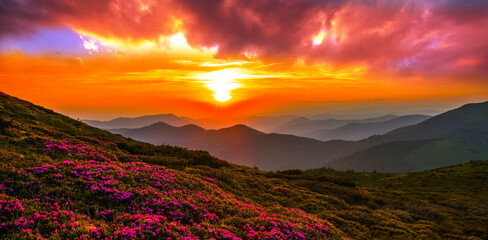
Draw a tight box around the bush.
[0,117,13,132]
[278,169,303,175]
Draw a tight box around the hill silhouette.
[113,122,362,170]
[328,101,488,172]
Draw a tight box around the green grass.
[407,139,488,171]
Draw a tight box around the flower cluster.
[0,194,25,217]
[0,137,343,239]
[39,138,119,162]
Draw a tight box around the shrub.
[0,117,13,132]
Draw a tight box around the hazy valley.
[85,101,488,173]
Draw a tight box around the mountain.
[273,114,400,136]
[1,91,487,239]
[328,102,488,172]
[240,115,298,132]
[366,101,488,143]
[307,114,431,141]
[112,102,488,172]
[111,123,363,170]
[110,122,208,143]
[83,113,195,129]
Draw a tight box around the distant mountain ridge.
[369,101,488,142]
[328,101,488,172]
[307,114,431,141]
[273,114,400,136]
[83,114,195,129]
[110,123,365,170]
[110,101,488,172]
[85,114,299,133]
[240,115,298,132]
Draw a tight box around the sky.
[0,0,487,122]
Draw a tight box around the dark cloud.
[0,0,54,37]
[0,0,177,40]
[432,0,488,24]
[177,0,346,59]
[1,0,488,77]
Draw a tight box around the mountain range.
[82,114,196,129]
[111,123,361,170]
[108,101,488,172]
[306,114,431,141]
[85,113,430,141]
[272,114,401,136]
[328,101,488,172]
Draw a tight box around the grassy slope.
[0,92,487,239]
[356,160,488,210]
[309,160,488,238]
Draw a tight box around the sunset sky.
[1,0,487,122]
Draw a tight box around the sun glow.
[313,30,326,45]
[198,69,245,102]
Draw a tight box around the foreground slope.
[359,160,488,210]
[309,160,488,238]
[1,92,487,239]
[0,92,343,239]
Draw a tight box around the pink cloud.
[1,0,487,79]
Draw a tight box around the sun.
[198,69,244,102]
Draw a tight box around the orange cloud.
[1,0,487,121]
[1,50,486,121]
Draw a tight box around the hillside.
[0,92,345,239]
[309,160,488,238]
[361,160,488,210]
[2,92,488,239]
[363,101,488,143]
[110,123,366,170]
[307,115,431,141]
[310,160,488,220]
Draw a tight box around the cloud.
[1,0,487,78]
[433,0,488,24]
[177,0,347,59]
[0,0,178,40]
